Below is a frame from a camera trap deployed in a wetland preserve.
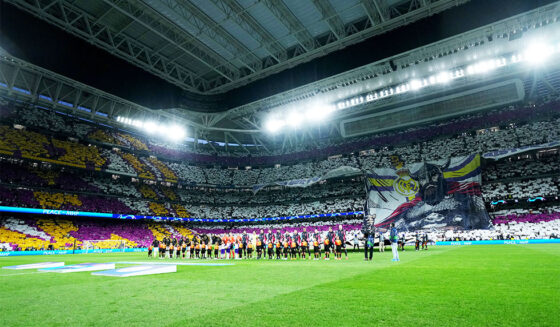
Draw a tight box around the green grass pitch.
[0,245,558,327]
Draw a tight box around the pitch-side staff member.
[362,214,375,261]
[390,222,400,262]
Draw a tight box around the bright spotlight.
[436,71,451,84]
[305,104,333,122]
[410,79,422,91]
[287,112,303,128]
[167,125,186,141]
[265,119,285,133]
[524,42,554,65]
[428,75,436,85]
[144,121,157,134]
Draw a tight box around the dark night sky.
[0,0,555,112]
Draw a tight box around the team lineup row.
[149,226,354,260]
[147,224,408,261]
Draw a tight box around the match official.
[390,223,400,262]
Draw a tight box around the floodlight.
[410,79,422,91]
[305,104,333,122]
[265,119,285,133]
[436,71,451,84]
[524,42,554,65]
[167,125,186,141]
[144,121,157,133]
[287,112,303,128]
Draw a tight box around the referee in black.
[362,214,376,261]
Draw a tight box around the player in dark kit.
[323,237,331,260]
[290,233,298,260]
[200,241,206,259]
[149,239,158,258]
[266,241,273,259]
[181,238,187,259]
[176,238,182,259]
[422,233,428,250]
[283,232,290,260]
[313,229,322,260]
[159,239,166,259]
[324,227,335,260]
[256,238,263,260]
[168,243,174,259]
[275,230,282,248]
[241,231,249,258]
[165,237,171,258]
[266,229,274,259]
[171,238,177,259]
[194,237,200,259]
[189,240,195,259]
[300,237,309,260]
[301,228,311,259]
[415,232,420,251]
[236,235,243,259]
[196,242,201,259]
[336,225,349,260]
[247,241,253,259]
[257,230,265,259]
[275,238,282,259]
[334,236,343,260]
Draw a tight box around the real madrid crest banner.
[364,154,490,231]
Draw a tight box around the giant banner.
[364,154,490,231]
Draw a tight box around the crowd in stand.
[483,153,560,181]
[1,98,560,187]
[4,148,560,220]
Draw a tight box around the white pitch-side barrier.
[92,264,177,277]
[40,263,115,273]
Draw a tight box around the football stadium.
[0,0,559,326]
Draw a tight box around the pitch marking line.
[115,261,234,266]
[0,271,48,277]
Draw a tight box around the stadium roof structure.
[2,1,560,157]
[5,0,468,95]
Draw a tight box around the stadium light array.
[523,41,555,65]
[116,116,187,141]
[265,118,286,133]
[264,40,560,133]
[264,102,335,133]
[287,111,304,128]
[261,38,560,134]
